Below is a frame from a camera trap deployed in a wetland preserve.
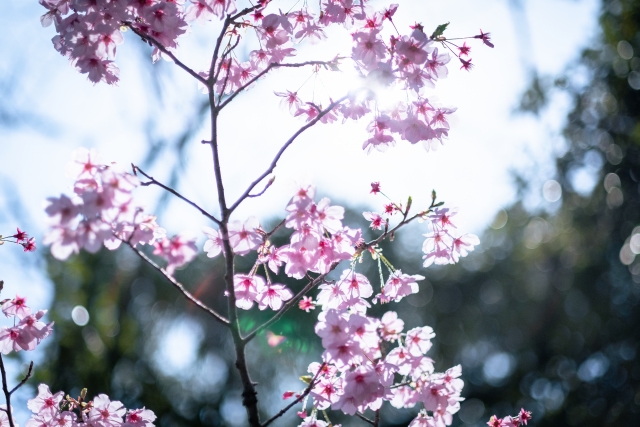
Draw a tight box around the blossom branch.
[243,272,331,343]
[132,165,222,225]
[247,177,275,199]
[0,355,15,427]
[127,243,230,326]
[228,95,349,213]
[9,361,33,395]
[218,59,345,110]
[208,15,233,84]
[261,363,326,427]
[123,22,207,85]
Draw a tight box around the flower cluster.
[295,308,463,426]
[365,183,480,268]
[39,1,492,154]
[0,295,53,354]
[43,148,196,274]
[26,384,156,427]
[0,228,36,252]
[486,408,532,427]
[38,0,190,83]
[203,185,361,310]
[421,207,480,267]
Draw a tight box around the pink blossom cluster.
[486,409,532,427]
[365,185,479,268]
[266,3,462,152]
[0,228,36,252]
[38,1,492,153]
[44,149,197,274]
[26,384,156,427]
[203,185,362,309]
[420,207,480,267]
[0,295,53,354]
[38,0,191,83]
[293,307,463,425]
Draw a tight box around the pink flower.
[450,233,480,262]
[2,295,31,319]
[282,391,295,400]
[382,270,424,302]
[379,311,404,341]
[405,326,435,357]
[202,226,223,258]
[487,416,504,427]
[45,194,79,226]
[12,228,28,243]
[333,365,384,415]
[154,234,198,275]
[228,217,262,255]
[370,182,381,195]
[363,212,384,230]
[22,237,37,252]
[65,148,103,179]
[337,270,373,300]
[233,274,265,310]
[475,29,494,48]
[298,296,315,312]
[257,283,294,310]
[88,394,126,427]
[27,384,64,418]
[352,30,386,67]
[123,408,156,427]
[518,409,532,425]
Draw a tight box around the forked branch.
[133,165,222,225]
[128,244,230,326]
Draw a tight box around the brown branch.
[218,59,345,110]
[355,412,375,425]
[127,244,230,326]
[132,165,221,225]
[248,176,275,199]
[230,4,262,21]
[261,363,326,427]
[228,95,348,213]
[208,15,233,83]
[9,361,33,395]
[0,355,15,427]
[123,22,207,85]
[213,35,242,86]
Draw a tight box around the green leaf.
[430,22,450,39]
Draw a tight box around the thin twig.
[261,363,326,427]
[0,355,15,427]
[248,177,275,199]
[229,95,348,213]
[132,165,221,225]
[127,244,230,326]
[230,4,262,21]
[355,412,375,425]
[219,59,344,110]
[208,15,233,83]
[264,218,286,239]
[123,22,207,85]
[9,361,33,395]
